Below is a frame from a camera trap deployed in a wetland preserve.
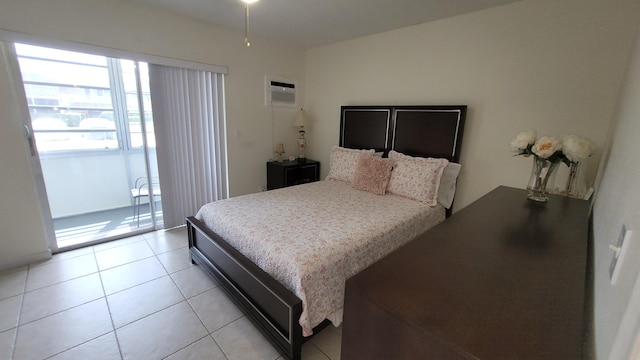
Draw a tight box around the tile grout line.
[159,240,232,360]
[98,239,188,297]
[93,246,125,360]
[10,264,31,360]
[38,249,119,358]
[97,253,157,273]
[96,235,192,358]
[106,249,187,320]
[6,229,275,360]
[158,234,234,360]
[23,253,99,293]
[173,229,287,360]
[314,341,334,360]
[160,334,227,360]
[3,229,179,360]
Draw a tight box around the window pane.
[18,57,110,88]
[15,43,107,66]
[31,117,118,152]
[16,43,117,152]
[24,83,112,110]
[121,60,155,148]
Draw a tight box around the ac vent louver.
[266,78,296,107]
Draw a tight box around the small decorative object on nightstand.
[297,131,306,163]
[267,159,319,190]
[274,143,285,162]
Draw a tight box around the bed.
[187,105,467,360]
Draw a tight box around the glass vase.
[565,161,587,198]
[527,157,559,202]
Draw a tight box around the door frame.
[7,42,162,253]
[2,41,58,252]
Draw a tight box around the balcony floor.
[53,204,163,249]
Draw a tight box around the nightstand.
[267,159,320,190]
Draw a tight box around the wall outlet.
[610,223,633,285]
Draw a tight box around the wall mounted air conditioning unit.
[266,78,296,107]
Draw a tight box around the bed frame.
[187,105,466,360]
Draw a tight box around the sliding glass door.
[14,43,162,251]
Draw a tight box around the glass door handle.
[24,124,36,156]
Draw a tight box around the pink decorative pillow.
[351,155,394,195]
[326,146,376,183]
[387,150,449,206]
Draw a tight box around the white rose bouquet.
[560,135,593,163]
[510,130,592,166]
[511,130,593,201]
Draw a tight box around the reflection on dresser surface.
[341,186,590,360]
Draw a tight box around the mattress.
[195,179,445,335]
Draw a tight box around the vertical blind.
[149,64,227,228]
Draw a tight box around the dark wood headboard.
[340,105,466,163]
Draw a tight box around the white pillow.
[326,146,376,183]
[387,150,449,206]
[438,162,461,209]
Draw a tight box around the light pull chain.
[244,3,251,47]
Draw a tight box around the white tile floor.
[0,227,342,360]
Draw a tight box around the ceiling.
[131,0,524,48]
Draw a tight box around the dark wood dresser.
[341,186,590,360]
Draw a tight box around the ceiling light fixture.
[241,0,259,47]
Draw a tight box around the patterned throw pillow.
[351,155,394,195]
[387,150,449,206]
[326,146,376,183]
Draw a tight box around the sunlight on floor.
[54,206,163,249]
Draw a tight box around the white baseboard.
[0,249,53,272]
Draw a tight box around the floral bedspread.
[195,180,444,336]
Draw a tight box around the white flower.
[531,136,560,159]
[561,135,592,162]
[510,130,537,152]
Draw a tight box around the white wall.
[304,0,640,211]
[0,0,305,267]
[592,21,640,360]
